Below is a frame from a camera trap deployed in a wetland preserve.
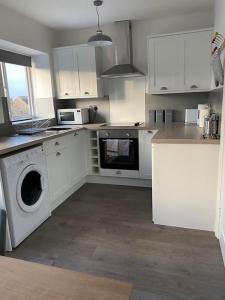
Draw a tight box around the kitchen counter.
[151,123,220,144]
[0,256,133,300]
[0,122,219,156]
[0,124,105,156]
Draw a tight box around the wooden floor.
[8,184,225,300]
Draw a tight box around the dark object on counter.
[89,105,98,123]
[0,209,6,255]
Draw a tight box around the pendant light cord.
[96,6,100,31]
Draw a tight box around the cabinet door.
[148,35,184,93]
[75,46,98,97]
[69,131,87,185]
[139,130,157,179]
[46,147,70,205]
[184,30,212,91]
[53,47,79,99]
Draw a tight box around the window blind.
[0,49,31,67]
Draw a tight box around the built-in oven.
[99,130,139,177]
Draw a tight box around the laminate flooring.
[8,184,225,300]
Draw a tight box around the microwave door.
[59,112,75,124]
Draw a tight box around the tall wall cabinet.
[148,29,213,94]
[53,45,102,99]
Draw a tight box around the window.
[1,62,33,121]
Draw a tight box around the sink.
[46,127,72,131]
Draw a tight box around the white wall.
[109,77,146,123]
[0,4,55,53]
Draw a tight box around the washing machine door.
[16,164,45,213]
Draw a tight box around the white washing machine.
[0,145,51,248]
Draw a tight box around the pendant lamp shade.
[88,30,112,47]
[88,1,112,47]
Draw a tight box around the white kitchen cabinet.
[152,143,219,231]
[53,45,101,99]
[53,47,79,99]
[148,35,184,93]
[139,130,158,179]
[68,130,87,185]
[44,131,88,210]
[45,145,71,206]
[148,29,213,94]
[184,31,212,91]
[75,46,98,98]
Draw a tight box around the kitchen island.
[152,124,219,231]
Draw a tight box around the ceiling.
[0,0,214,30]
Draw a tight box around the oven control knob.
[105,132,109,137]
[126,133,130,137]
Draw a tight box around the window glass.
[4,63,32,121]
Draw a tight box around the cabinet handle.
[147,130,153,134]
[55,142,60,146]
[190,85,198,89]
[84,91,90,95]
[160,87,168,91]
[116,170,122,175]
[65,92,69,96]
[56,152,61,156]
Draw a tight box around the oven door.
[99,138,139,170]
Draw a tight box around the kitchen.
[0,0,225,299]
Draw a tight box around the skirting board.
[86,175,151,187]
[219,234,225,266]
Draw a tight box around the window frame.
[0,62,34,122]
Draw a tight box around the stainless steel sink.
[46,127,72,131]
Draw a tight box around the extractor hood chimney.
[101,20,145,78]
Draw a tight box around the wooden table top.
[0,256,133,300]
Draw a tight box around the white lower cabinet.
[45,145,71,206]
[44,130,88,210]
[139,130,158,179]
[152,143,219,231]
[68,130,87,186]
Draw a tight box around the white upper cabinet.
[148,29,213,94]
[53,45,101,99]
[53,47,79,99]
[148,35,184,93]
[75,46,98,98]
[184,31,212,91]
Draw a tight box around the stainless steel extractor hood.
[101,20,145,78]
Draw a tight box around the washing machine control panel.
[1,146,44,169]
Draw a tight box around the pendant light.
[88,0,112,47]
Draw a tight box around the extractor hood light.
[88,0,112,47]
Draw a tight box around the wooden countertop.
[0,123,219,156]
[0,124,106,156]
[151,123,220,144]
[0,256,133,300]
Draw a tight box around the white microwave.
[57,108,89,125]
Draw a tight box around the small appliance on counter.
[185,109,198,124]
[57,108,89,125]
[149,109,173,125]
[198,104,210,128]
[203,113,220,139]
